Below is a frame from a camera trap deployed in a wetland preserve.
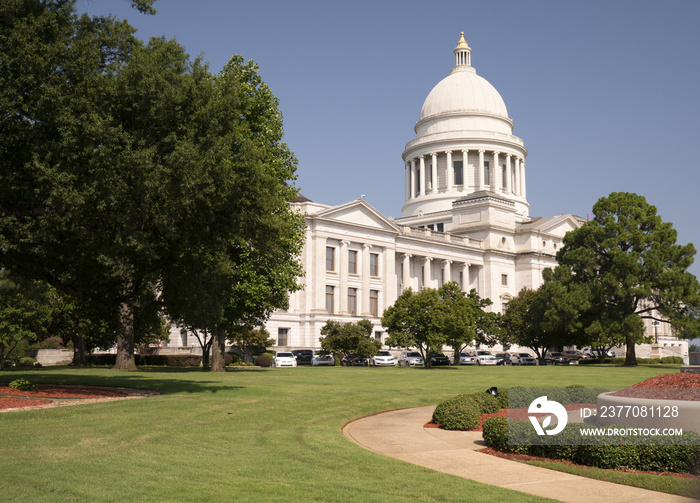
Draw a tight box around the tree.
[0,271,52,370]
[0,1,304,370]
[554,192,700,365]
[228,327,275,364]
[438,282,497,364]
[319,319,380,366]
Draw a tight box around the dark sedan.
[430,353,451,366]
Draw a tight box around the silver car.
[459,352,477,365]
[398,351,424,367]
[273,352,297,367]
[311,353,335,366]
[510,352,537,365]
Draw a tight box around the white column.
[521,160,527,198]
[461,149,469,187]
[410,159,416,198]
[505,154,512,194]
[444,260,452,285]
[461,263,470,291]
[339,240,349,314]
[431,153,438,193]
[493,151,500,191]
[361,244,371,316]
[514,157,521,196]
[478,150,485,190]
[446,150,453,190]
[402,254,411,292]
[422,257,431,289]
[419,156,426,197]
[405,162,410,201]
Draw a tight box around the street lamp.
[652,321,660,344]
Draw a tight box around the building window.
[326,286,334,313]
[502,164,507,189]
[454,161,463,185]
[436,223,444,232]
[459,271,464,289]
[348,288,357,315]
[370,253,379,276]
[348,250,357,274]
[326,246,335,271]
[369,290,379,317]
[501,274,508,286]
[416,168,421,196]
[374,331,383,342]
[277,328,288,346]
[180,328,188,346]
[427,164,433,189]
[484,161,490,186]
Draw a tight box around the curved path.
[343,406,698,503]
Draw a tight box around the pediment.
[517,214,583,238]
[315,199,399,232]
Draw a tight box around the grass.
[522,459,699,499]
[0,364,691,502]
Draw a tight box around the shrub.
[466,391,500,414]
[9,378,36,391]
[256,354,272,367]
[436,398,481,430]
[19,357,37,366]
[482,417,529,454]
[227,353,242,366]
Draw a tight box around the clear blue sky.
[81,0,700,280]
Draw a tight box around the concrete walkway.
[343,406,699,503]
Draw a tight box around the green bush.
[8,378,36,391]
[435,397,481,430]
[466,391,500,414]
[255,354,272,367]
[19,357,37,366]
[482,417,529,453]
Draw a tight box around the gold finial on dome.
[457,32,469,48]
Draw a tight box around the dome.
[419,69,509,121]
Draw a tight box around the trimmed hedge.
[579,356,683,365]
[86,354,203,366]
[432,395,481,430]
[482,414,700,474]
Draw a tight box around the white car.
[311,353,335,366]
[370,351,397,366]
[475,350,497,365]
[459,352,477,365]
[510,352,537,365]
[398,351,424,367]
[273,352,297,367]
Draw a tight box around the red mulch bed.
[610,373,700,401]
[0,384,127,410]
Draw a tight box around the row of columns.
[400,254,473,292]
[404,149,526,200]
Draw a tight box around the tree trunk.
[211,326,227,372]
[113,300,137,370]
[72,332,86,366]
[624,335,638,366]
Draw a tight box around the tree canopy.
[0,0,304,370]
[553,192,700,365]
[382,282,497,368]
[319,319,380,366]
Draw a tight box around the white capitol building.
[169,34,688,360]
[266,33,583,350]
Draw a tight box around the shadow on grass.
[0,366,246,395]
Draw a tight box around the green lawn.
[0,364,686,502]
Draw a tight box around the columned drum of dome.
[402,33,530,219]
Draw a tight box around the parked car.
[561,350,586,363]
[495,353,512,365]
[398,351,424,367]
[475,350,497,365]
[510,352,537,365]
[341,354,368,366]
[544,352,571,365]
[430,353,451,366]
[311,352,335,366]
[292,349,314,366]
[582,347,615,358]
[273,352,297,367]
[370,351,397,366]
[459,352,477,365]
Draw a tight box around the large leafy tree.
[554,192,700,365]
[319,319,380,366]
[439,282,497,364]
[0,1,303,370]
